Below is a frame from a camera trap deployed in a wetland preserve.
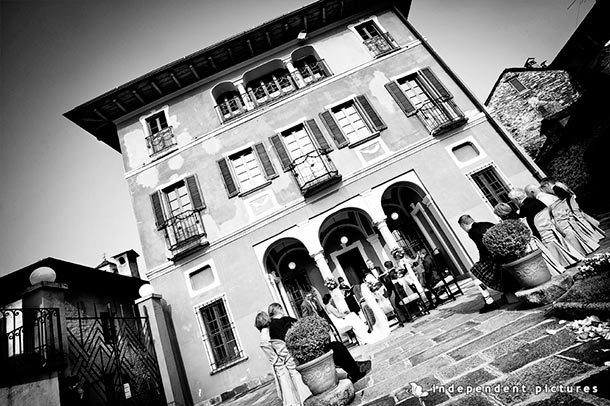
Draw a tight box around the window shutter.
[319,111,348,148]
[355,95,386,131]
[421,67,451,100]
[185,175,206,211]
[304,119,332,152]
[217,158,239,198]
[384,81,416,116]
[269,135,292,172]
[254,142,277,179]
[150,191,165,230]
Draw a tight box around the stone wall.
[487,69,580,158]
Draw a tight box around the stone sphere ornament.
[138,283,155,298]
[29,266,57,285]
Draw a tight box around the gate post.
[136,286,192,406]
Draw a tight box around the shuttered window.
[470,166,512,209]
[146,112,168,134]
[218,144,276,197]
[321,95,385,147]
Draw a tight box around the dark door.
[337,248,368,285]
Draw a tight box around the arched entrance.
[381,182,469,278]
[318,208,386,286]
[263,238,325,318]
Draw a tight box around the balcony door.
[282,125,325,184]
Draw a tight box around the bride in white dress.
[323,294,373,345]
[360,280,391,342]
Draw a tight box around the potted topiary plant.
[482,219,551,288]
[285,315,337,395]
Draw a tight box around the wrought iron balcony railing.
[363,32,398,57]
[0,308,64,380]
[248,73,298,106]
[297,59,330,85]
[161,210,207,252]
[215,95,248,122]
[146,126,176,156]
[416,99,467,135]
[289,149,341,197]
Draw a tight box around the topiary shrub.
[482,219,533,263]
[285,316,330,364]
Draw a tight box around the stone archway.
[263,237,326,317]
[381,181,470,277]
[318,207,387,286]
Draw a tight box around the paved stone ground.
[218,214,610,406]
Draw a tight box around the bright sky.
[0,0,594,276]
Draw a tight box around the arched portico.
[380,181,471,277]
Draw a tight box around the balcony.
[162,210,208,258]
[363,32,398,57]
[416,99,467,135]
[248,73,298,106]
[0,308,64,382]
[296,59,330,86]
[146,126,176,156]
[290,149,341,197]
[215,95,248,122]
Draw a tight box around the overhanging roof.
[64,0,412,152]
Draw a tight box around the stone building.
[65,0,542,404]
[485,65,581,158]
[485,1,610,214]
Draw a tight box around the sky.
[0,0,594,277]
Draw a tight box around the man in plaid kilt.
[459,214,501,312]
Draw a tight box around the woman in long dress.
[550,183,604,248]
[360,280,391,341]
[255,312,310,406]
[533,208,584,270]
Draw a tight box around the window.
[508,77,527,93]
[452,142,480,163]
[385,67,466,135]
[217,144,277,198]
[293,55,328,84]
[269,120,341,196]
[246,68,296,105]
[469,165,513,209]
[197,297,244,372]
[353,20,397,57]
[319,95,386,148]
[145,111,176,156]
[189,265,217,294]
[150,175,207,255]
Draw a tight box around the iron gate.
[65,306,166,406]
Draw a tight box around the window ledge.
[149,145,178,161]
[210,355,249,376]
[348,132,381,148]
[168,237,210,261]
[373,47,400,59]
[238,181,272,198]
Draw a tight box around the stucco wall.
[0,373,61,406]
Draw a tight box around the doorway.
[337,248,368,285]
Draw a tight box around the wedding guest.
[524,183,557,207]
[255,311,309,406]
[508,188,547,240]
[493,202,520,220]
[376,270,407,327]
[338,277,361,315]
[267,303,370,382]
[545,180,605,243]
[322,294,372,344]
[510,188,583,268]
[549,183,600,255]
[457,214,500,312]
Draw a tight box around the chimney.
[111,250,141,278]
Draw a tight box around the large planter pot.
[503,249,551,289]
[296,350,338,395]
